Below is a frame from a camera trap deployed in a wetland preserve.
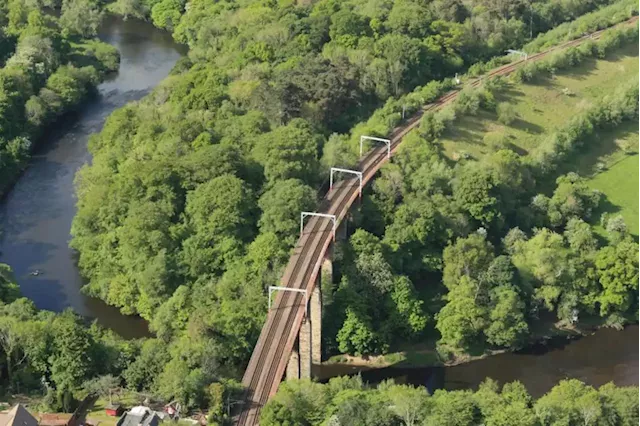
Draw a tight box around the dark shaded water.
[441,325,638,397]
[321,325,638,397]
[0,15,185,338]
[0,14,636,395]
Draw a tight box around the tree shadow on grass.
[509,117,545,135]
[504,140,528,156]
[443,114,490,146]
[554,122,638,178]
[495,86,526,102]
[601,45,639,62]
[555,57,599,81]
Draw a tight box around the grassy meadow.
[438,42,639,236]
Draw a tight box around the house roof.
[0,405,38,426]
[38,413,73,426]
[117,410,161,426]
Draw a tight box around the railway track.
[235,17,638,425]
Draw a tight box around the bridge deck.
[234,19,637,425]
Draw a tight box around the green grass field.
[437,42,639,237]
[324,42,639,372]
[587,153,639,237]
[439,42,639,160]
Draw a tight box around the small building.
[0,404,38,426]
[104,405,123,417]
[116,407,162,426]
[38,413,73,426]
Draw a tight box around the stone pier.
[310,286,322,364]
[285,239,335,381]
[286,340,300,380]
[299,318,312,379]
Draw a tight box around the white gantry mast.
[300,212,337,240]
[360,135,391,159]
[268,286,308,317]
[330,167,363,197]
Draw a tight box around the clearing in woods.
[438,42,639,236]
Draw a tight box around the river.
[0,13,636,394]
[320,325,638,397]
[0,15,185,338]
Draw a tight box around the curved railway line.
[236,17,638,425]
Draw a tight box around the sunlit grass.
[437,42,639,237]
[438,42,639,160]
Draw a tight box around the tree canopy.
[262,378,639,426]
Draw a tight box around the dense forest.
[261,377,639,426]
[67,0,637,414]
[0,1,122,406]
[327,26,639,358]
[0,0,119,195]
[0,0,636,422]
[0,267,138,412]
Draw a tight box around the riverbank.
[0,15,184,338]
[324,33,639,373]
[319,324,638,399]
[323,317,639,372]
[0,36,120,198]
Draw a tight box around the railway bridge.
[234,20,637,425]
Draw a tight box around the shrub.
[483,132,510,151]
[497,102,517,125]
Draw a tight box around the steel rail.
[235,17,638,425]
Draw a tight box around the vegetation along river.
[0,15,185,338]
[0,13,636,393]
[320,325,638,397]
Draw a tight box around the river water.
[321,325,638,397]
[0,15,185,338]
[0,14,636,393]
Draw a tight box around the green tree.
[252,118,321,185]
[0,264,20,303]
[564,218,598,254]
[0,316,24,384]
[82,374,121,404]
[485,285,528,348]
[534,173,602,228]
[49,311,94,391]
[108,0,147,20]
[386,0,433,38]
[384,196,457,275]
[595,238,639,316]
[443,232,495,290]
[180,174,256,279]
[321,133,358,170]
[598,382,639,426]
[386,276,428,340]
[424,389,476,426]
[60,0,102,38]
[382,383,429,426]
[150,286,191,342]
[534,379,605,426]
[453,165,501,227]
[436,276,487,354]
[260,380,325,426]
[258,179,317,244]
[123,339,170,392]
[511,229,569,312]
[337,308,382,356]
[496,102,516,124]
[151,0,184,31]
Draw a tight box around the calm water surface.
[441,325,638,397]
[321,325,638,397]
[0,14,636,393]
[0,15,185,338]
